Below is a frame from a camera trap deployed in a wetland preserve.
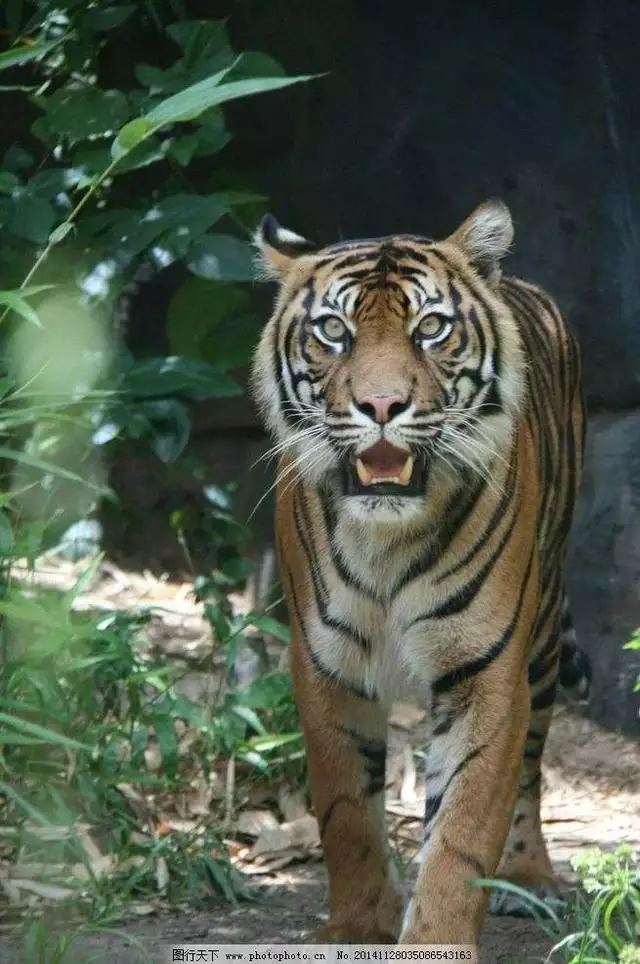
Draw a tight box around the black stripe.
[319,795,361,838]
[527,630,560,686]
[520,773,541,793]
[530,680,557,711]
[391,471,484,594]
[294,492,373,651]
[431,248,503,380]
[424,744,486,828]
[343,729,387,796]
[411,497,519,624]
[318,488,379,600]
[441,836,486,878]
[282,560,378,703]
[431,549,535,695]
[436,450,516,583]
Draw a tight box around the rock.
[566,412,640,734]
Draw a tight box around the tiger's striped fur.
[251,201,588,952]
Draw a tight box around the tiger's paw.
[488,880,567,918]
[307,924,398,944]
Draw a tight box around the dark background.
[15,0,637,734]
[219,0,640,735]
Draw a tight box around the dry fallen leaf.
[76,829,104,865]
[130,902,158,917]
[236,809,280,839]
[249,814,320,861]
[10,879,75,900]
[156,855,169,894]
[278,786,307,823]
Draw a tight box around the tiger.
[250,200,589,953]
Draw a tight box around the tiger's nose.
[354,394,410,424]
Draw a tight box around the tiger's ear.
[446,200,513,284]
[253,214,316,281]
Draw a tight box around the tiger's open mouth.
[342,440,428,496]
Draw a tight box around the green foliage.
[0,534,298,916]
[472,845,640,962]
[623,629,640,693]
[0,0,314,473]
[0,0,307,939]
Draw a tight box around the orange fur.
[251,202,585,955]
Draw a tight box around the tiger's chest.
[306,520,476,707]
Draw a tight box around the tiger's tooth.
[355,458,372,485]
[397,455,414,485]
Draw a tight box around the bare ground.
[0,558,638,963]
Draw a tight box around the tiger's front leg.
[290,628,404,942]
[401,666,530,951]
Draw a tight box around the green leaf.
[28,168,71,198]
[0,289,42,326]
[2,145,32,171]
[1,191,56,243]
[249,615,291,645]
[0,36,67,71]
[231,704,267,736]
[205,856,236,903]
[192,107,230,157]
[140,61,237,126]
[467,878,563,929]
[167,278,260,369]
[0,510,13,554]
[150,712,178,779]
[112,117,153,158]
[122,356,241,400]
[0,445,108,492]
[40,87,132,146]
[83,4,136,31]
[0,779,57,827]
[102,194,228,264]
[202,484,232,510]
[238,673,293,710]
[244,732,301,753]
[166,20,230,59]
[140,398,191,463]
[168,134,200,167]
[187,233,255,282]
[0,171,19,194]
[240,749,269,772]
[145,71,315,130]
[113,67,314,161]
[0,712,91,751]
[48,222,73,245]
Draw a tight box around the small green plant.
[0,534,299,914]
[472,845,640,962]
[24,918,154,964]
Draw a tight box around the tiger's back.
[252,201,588,951]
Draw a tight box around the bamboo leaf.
[0,36,67,71]
[0,712,91,751]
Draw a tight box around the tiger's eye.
[417,315,449,339]
[317,316,348,342]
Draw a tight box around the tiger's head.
[251,201,525,522]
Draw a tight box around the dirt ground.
[1,867,556,963]
[1,708,636,964]
[1,559,638,964]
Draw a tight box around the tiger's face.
[252,201,525,522]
